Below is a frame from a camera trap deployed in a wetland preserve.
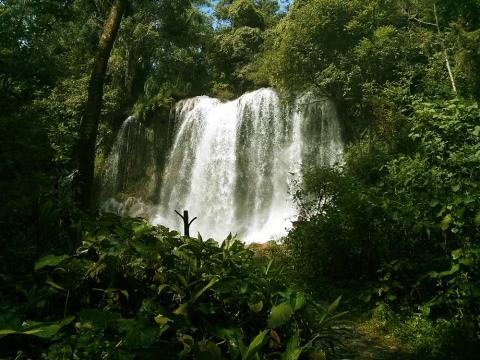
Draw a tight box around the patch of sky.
[197,1,292,23]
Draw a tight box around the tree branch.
[407,15,436,27]
[433,3,457,94]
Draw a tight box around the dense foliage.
[1,0,480,358]
[289,99,480,282]
[0,214,342,359]
[252,0,480,136]
[266,1,480,357]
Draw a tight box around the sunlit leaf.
[440,214,452,231]
[267,302,293,329]
[0,316,74,339]
[281,334,302,360]
[34,255,70,271]
[154,314,172,326]
[191,277,218,303]
[249,300,263,313]
[242,330,268,360]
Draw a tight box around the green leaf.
[292,292,305,311]
[318,311,349,328]
[318,296,343,325]
[452,248,463,260]
[191,277,218,303]
[196,340,222,360]
[222,233,237,252]
[327,295,342,314]
[282,335,302,360]
[177,273,189,288]
[440,214,452,231]
[249,300,263,313]
[154,314,172,326]
[267,302,293,329]
[34,255,70,271]
[0,316,75,339]
[473,125,480,136]
[157,284,170,295]
[475,213,480,226]
[132,222,150,237]
[242,330,268,360]
[0,329,19,336]
[438,263,460,277]
[174,303,189,317]
[45,277,65,291]
[120,289,129,300]
[264,259,274,275]
[387,294,397,301]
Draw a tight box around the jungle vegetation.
[0,0,479,358]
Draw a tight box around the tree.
[402,1,458,94]
[207,0,281,96]
[77,0,127,208]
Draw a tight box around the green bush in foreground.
[0,214,344,359]
[369,304,480,360]
[286,97,480,358]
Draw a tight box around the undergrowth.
[362,303,480,360]
[0,213,346,359]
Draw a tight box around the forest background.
[0,0,479,358]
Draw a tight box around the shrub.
[0,214,344,359]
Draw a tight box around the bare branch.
[433,3,457,94]
[408,15,436,27]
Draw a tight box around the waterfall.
[99,116,158,217]
[154,88,343,242]
[100,88,343,243]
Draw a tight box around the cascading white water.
[100,116,158,217]
[152,88,343,242]
[100,88,343,242]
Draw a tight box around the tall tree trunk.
[77,0,127,209]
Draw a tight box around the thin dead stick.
[175,210,197,237]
